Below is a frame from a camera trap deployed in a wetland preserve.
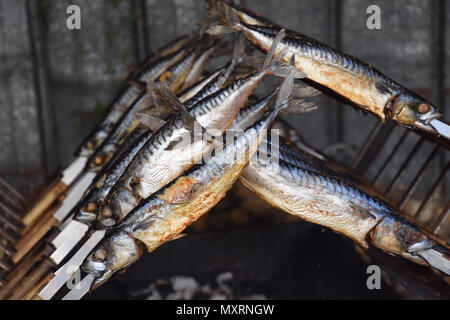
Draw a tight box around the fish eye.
[94,248,106,261]
[418,103,430,114]
[85,202,97,212]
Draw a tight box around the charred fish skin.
[95,66,276,230]
[211,1,442,134]
[73,129,154,226]
[82,97,283,289]
[241,149,436,265]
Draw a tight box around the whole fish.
[240,141,449,271]
[207,0,442,135]
[81,93,289,289]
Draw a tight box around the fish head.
[95,209,118,230]
[81,231,142,290]
[73,203,98,226]
[88,152,111,172]
[388,93,442,134]
[371,215,435,265]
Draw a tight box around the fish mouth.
[95,218,116,229]
[81,258,106,279]
[414,110,442,134]
[74,210,97,226]
[90,270,114,291]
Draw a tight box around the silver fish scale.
[184,73,222,107]
[190,75,252,118]
[244,24,395,90]
[138,50,182,83]
[123,113,268,234]
[272,158,389,214]
[170,50,196,75]
[74,130,154,224]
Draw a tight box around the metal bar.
[326,0,343,145]
[351,122,382,170]
[0,258,12,273]
[432,201,449,233]
[351,123,395,176]
[130,0,149,63]
[372,130,409,184]
[7,257,55,300]
[0,200,23,223]
[0,176,25,203]
[360,126,395,176]
[0,243,53,300]
[414,161,449,219]
[25,0,60,176]
[396,145,440,210]
[0,227,18,244]
[0,211,21,233]
[0,242,15,258]
[384,137,424,195]
[0,188,24,211]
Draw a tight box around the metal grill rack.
[0,176,25,282]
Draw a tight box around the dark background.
[0,0,449,299]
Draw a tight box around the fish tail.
[205,0,240,36]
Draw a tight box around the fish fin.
[261,30,306,79]
[169,233,187,241]
[155,81,215,141]
[206,23,237,36]
[274,54,296,107]
[134,94,154,112]
[292,82,322,98]
[206,0,240,28]
[261,58,297,125]
[218,33,246,88]
[281,99,319,114]
[349,202,377,220]
[129,80,146,92]
[135,112,167,131]
[154,81,188,113]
